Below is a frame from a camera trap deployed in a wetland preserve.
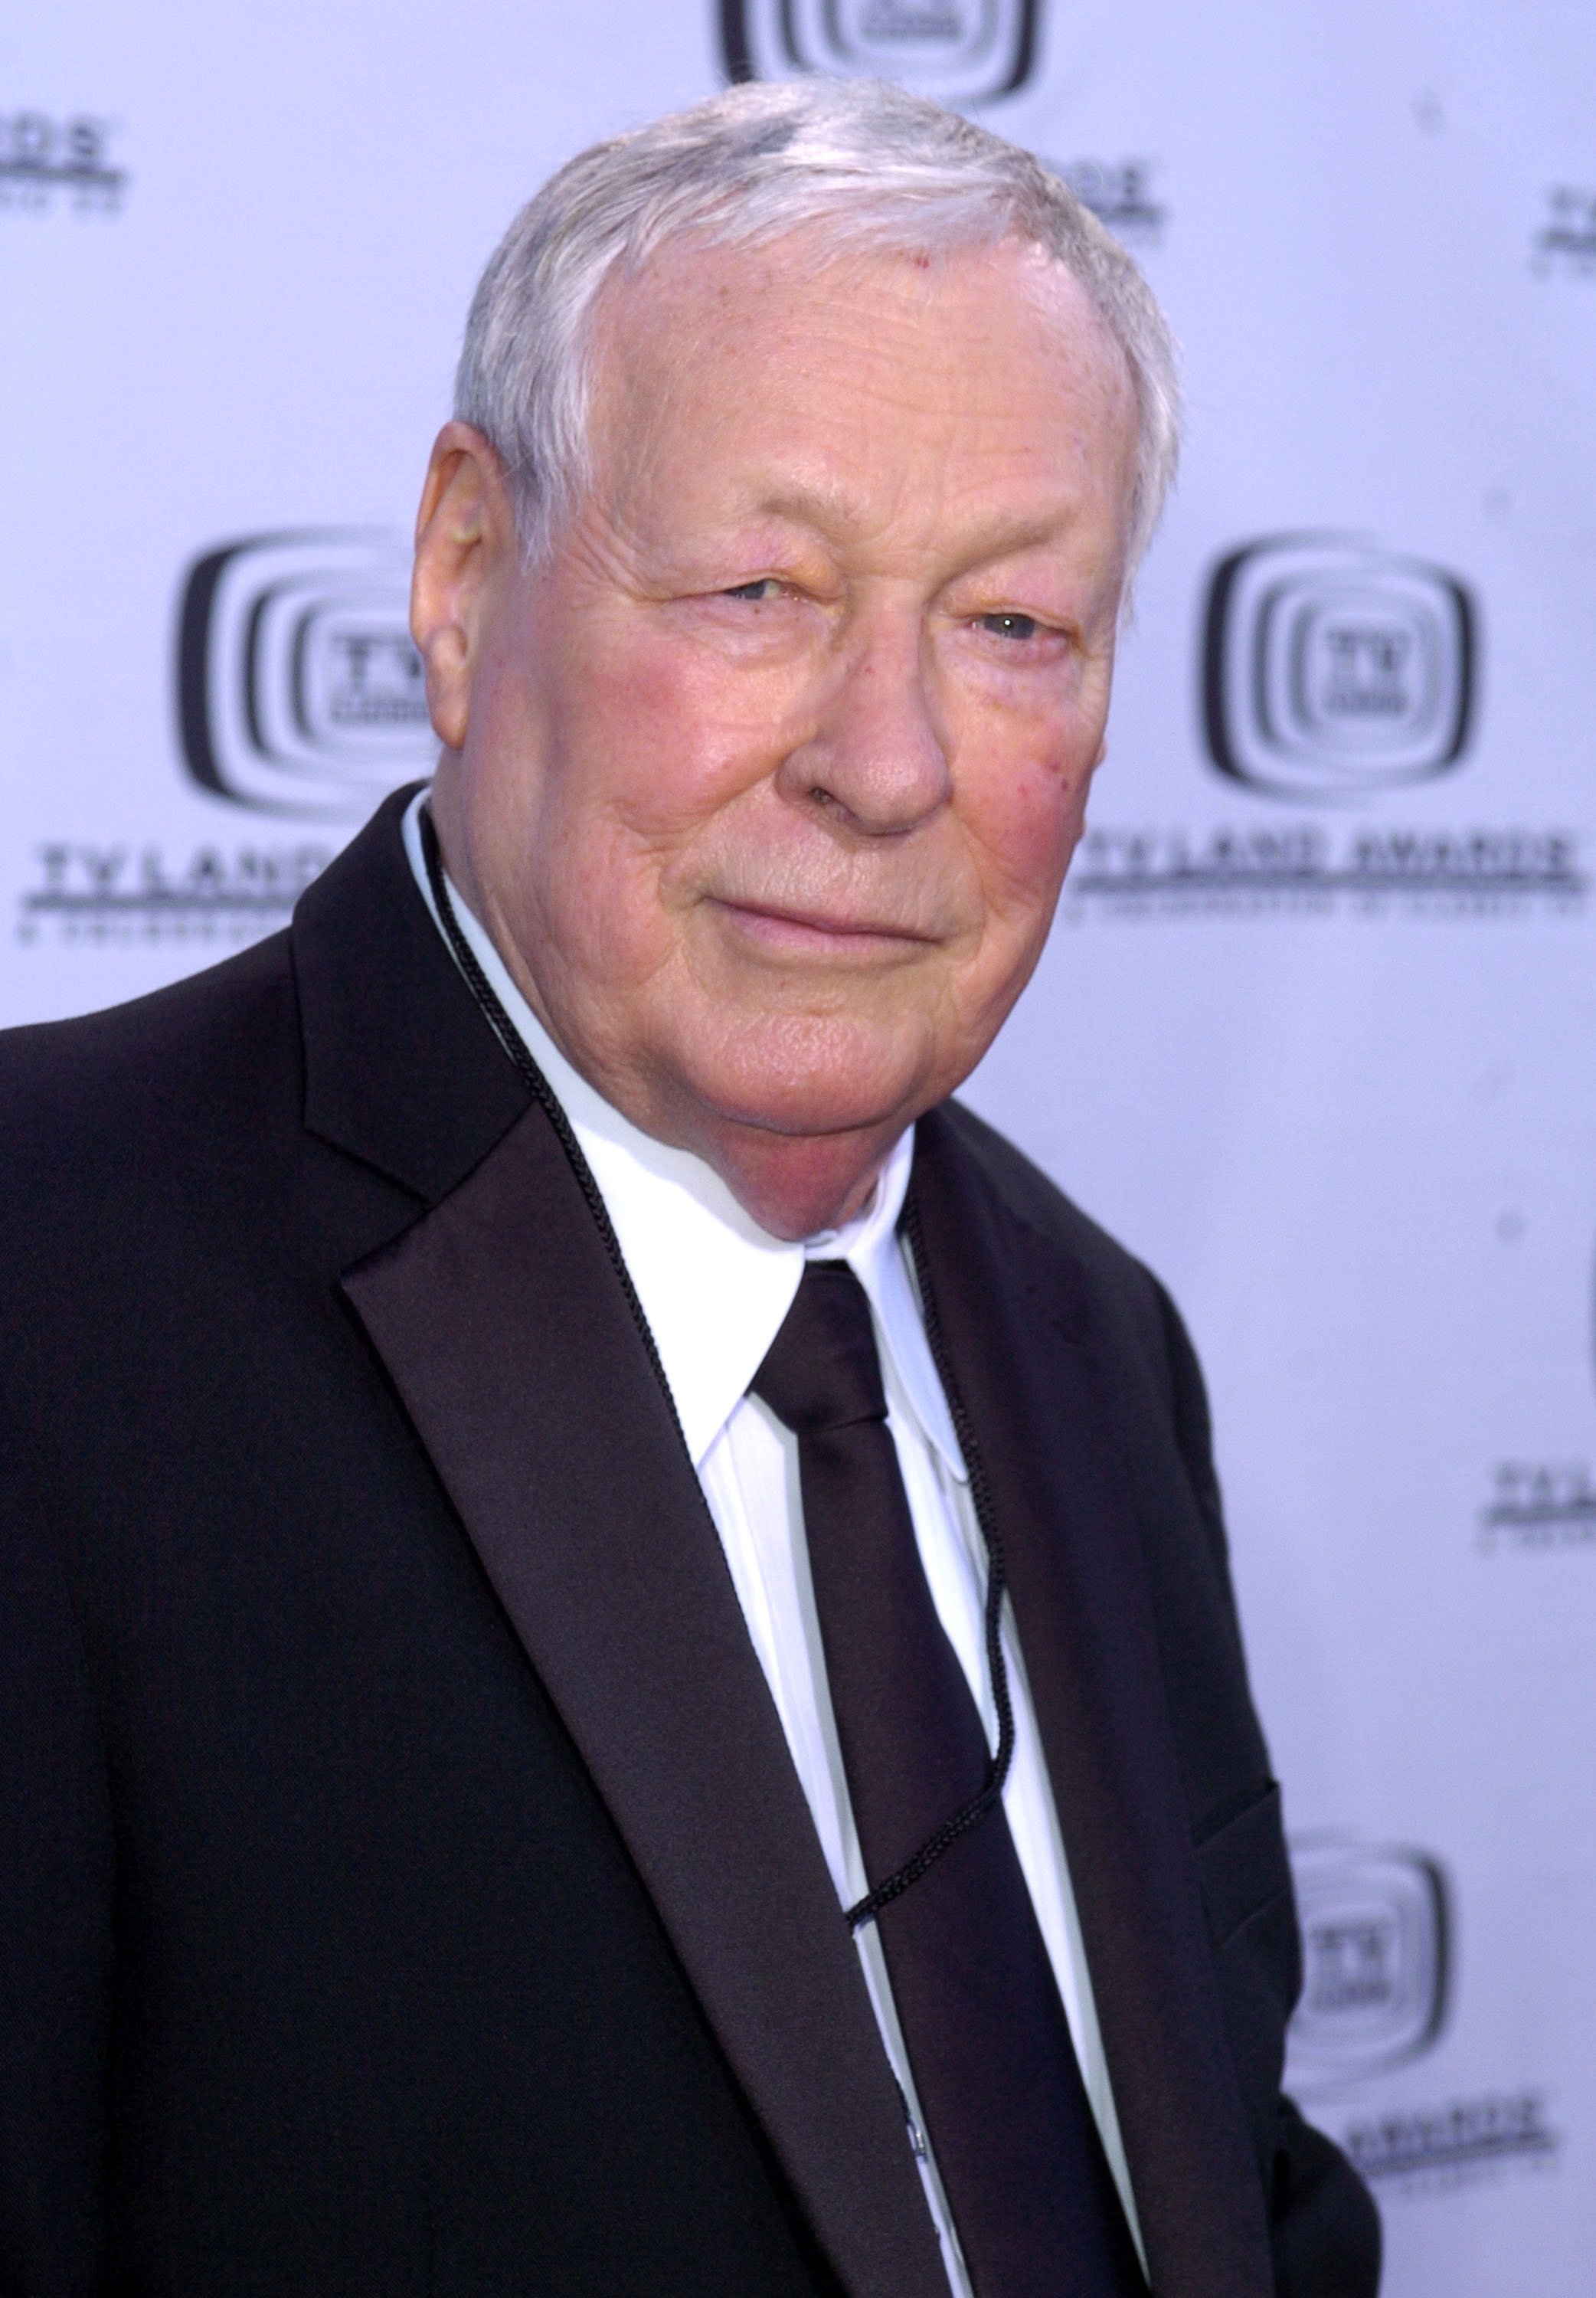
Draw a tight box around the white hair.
[455,77,1179,575]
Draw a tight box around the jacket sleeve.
[0,1440,113,2293]
[1153,1280,1383,2298]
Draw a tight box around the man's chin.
[690,1061,925,1147]
[660,1006,950,1134]
[662,1059,940,1237]
[698,1125,908,1240]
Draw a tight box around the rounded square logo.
[1285,1839,1450,2093]
[176,532,435,817]
[1202,536,1477,799]
[721,0,1040,103]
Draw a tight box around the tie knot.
[751,1261,888,1435]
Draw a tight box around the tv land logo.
[0,111,125,214]
[1202,536,1477,801]
[1284,1838,1450,2096]
[1072,526,1579,918]
[1286,1841,1562,2193]
[176,532,433,818]
[720,0,1042,103]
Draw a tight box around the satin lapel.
[342,1097,946,2298]
[909,1111,1274,2298]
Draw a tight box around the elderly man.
[0,80,1376,2298]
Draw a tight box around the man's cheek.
[587,687,783,840]
[589,618,753,736]
[967,755,1083,911]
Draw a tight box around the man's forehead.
[583,232,1136,538]
[592,228,1123,399]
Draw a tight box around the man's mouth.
[708,895,937,956]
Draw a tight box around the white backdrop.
[5,5,1594,2287]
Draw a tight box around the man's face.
[417,232,1139,1236]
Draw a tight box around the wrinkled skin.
[412,231,1139,1239]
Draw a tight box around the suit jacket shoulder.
[1,930,298,1182]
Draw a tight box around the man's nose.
[774,619,952,836]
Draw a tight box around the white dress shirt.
[402,794,1145,2291]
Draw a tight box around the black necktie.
[751,1260,1144,2298]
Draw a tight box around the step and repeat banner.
[5,4,1593,2287]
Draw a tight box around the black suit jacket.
[0,789,1377,2296]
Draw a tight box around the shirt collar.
[402,791,965,1481]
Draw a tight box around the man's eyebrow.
[736,483,1081,563]
[735,482,864,539]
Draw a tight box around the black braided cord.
[420,800,1014,1937]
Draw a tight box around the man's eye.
[979,611,1042,642]
[721,578,784,602]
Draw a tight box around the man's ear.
[410,421,516,755]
